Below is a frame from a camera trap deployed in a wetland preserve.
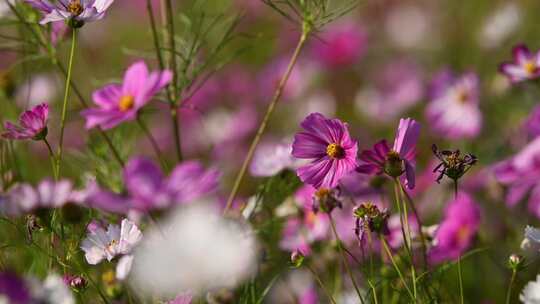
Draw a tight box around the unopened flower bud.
[290,250,305,268]
[313,188,342,214]
[63,274,87,291]
[508,254,524,271]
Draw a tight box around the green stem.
[55,29,77,178]
[458,255,464,304]
[392,179,412,261]
[380,236,415,301]
[328,213,365,304]
[136,115,168,169]
[306,264,337,304]
[399,182,429,269]
[163,0,183,162]
[505,269,517,304]
[42,138,57,179]
[146,0,165,70]
[224,28,310,214]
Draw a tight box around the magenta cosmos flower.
[25,0,115,26]
[2,103,48,140]
[81,61,172,130]
[311,20,367,69]
[428,192,480,264]
[357,118,420,189]
[86,156,220,213]
[499,44,540,83]
[292,113,358,189]
[425,70,482,139]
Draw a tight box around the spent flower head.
[432,144,477,183]
[353,202,389,240]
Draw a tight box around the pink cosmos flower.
[499,44,540,83]
[310,20,367,69]
[86,156,220,213]
[524,104,540,139]
[279,185,330,255]
[1,179,73,216]
[25,0,115,26]
[292,113,358,189]
[425,70,482,139]
[493,137,540,217]
[2,103,48,140]
[81,61,172,130]
[357,118,420,189]
[428,192,480,264]
[355,59,423,122]
[250,139,305,177]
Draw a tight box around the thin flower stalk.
[458,255,464,304]
[505,268,517,304]
[380,235,415,301]
[328,213,365,304]
[399,182,429,269]
[224,26,311,214]
[306,263,337,304]
[42,138,56,178]
[136,116,168,169]
[55,28,77,178]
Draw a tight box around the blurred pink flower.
[250,139,304,177]
[428,192,480,264]
[355,59,423,122]
[426,70,482,139]
[1,179,73,216]
[311,21,367,69]
[292,113,358,189]
[493,137,540,217]
[499,44,540,83]
[2,103,49,140]
[81,61,171,130]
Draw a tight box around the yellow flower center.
[326,143,345,159]
[525,61,537,74]
[315,188,331,199]
[118,95,135,111]
[456,89,469,104]
[68,0,84,16]
[457,226,470,244]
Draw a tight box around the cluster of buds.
[312,188,342,214]
[432,144,477,183]
[353,202,389,241]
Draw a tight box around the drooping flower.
[25,0,115,27]
[493,137,540,217]
[129,203,258,297]
[81,61,172,130]
[310,20,367,69]
[292,113,358,189]
[428,192,481,264]
[1,179,73,216]
[2,103,49,140]
[357,118,420,189]
[521,274,540,304]
[425,71,482,139]
[86,156,220,213]
[499,44,540,83]
[81,219,141,280]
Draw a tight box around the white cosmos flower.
[521,274,540,304]
[30,274,74,304]
[81,219,142,264]
[129,202,258,298]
